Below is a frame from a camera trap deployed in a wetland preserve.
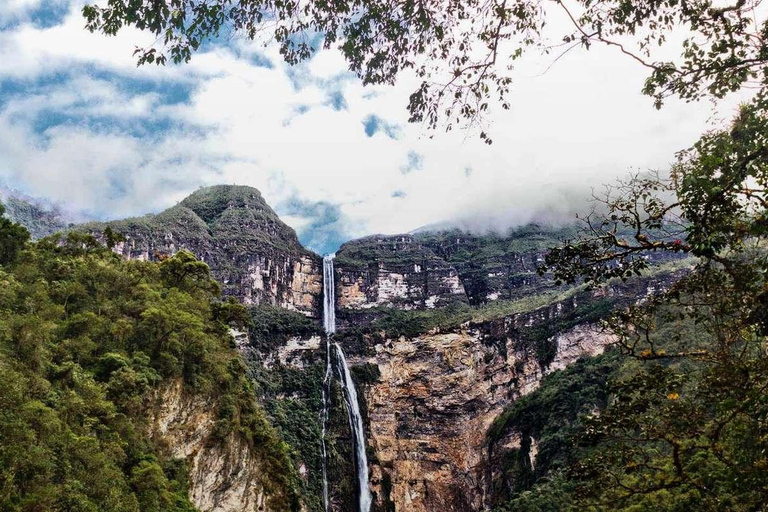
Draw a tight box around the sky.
[0,0,743,254]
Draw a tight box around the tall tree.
[527,99,768,510]
[0,202,30,266]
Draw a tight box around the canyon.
[19,184,687,511]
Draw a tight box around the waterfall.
[321,339,332,512]
[323,254,336,334]
[321,255,335,512]
[321,254,371,512]
[334,343,372,512]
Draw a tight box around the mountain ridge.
[76,185,322,315]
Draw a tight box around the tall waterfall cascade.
[321,254,371,512]
[321,255,335,512]
[334,343,373,512]
[323,255,336,334]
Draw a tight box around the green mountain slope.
[0,220,301,511]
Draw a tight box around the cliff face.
[148,380,270,512]
[360,272,686,511]
[80,186,323,316]
[147,379,287,512]
[364,321,611,511]
[333,227,584,321]
[335,235,468,312]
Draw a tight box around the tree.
[82,0,768,142]
[0,202,30,266]
[159,249,221,294]
[529,101,768,509]
[0,235,302,511]
[104,226,126,250]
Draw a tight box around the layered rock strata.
[81,186,323,316]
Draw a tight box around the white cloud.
[0,0,44,19]
[0,1,746,251]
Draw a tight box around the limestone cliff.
[80,186,323,316]
[334,227,681,316]
[260,268,686,512]
[361,314,611,511]
[147,379,277,512]
[335,235,468,312]
[358,272,685,511]
[333,227,578,315]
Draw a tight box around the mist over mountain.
[1,0,763,510]
[0,184,95,239]
[411,182,592,236]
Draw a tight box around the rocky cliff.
[80,186,323,316]
[332,227,574,323]
[359,276,672,512]
[260,265,687,511]
[148,380,272,512]
[7,185,687,511]
[334,235,468,312]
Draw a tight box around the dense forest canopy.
[0,217,301,511]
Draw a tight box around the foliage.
[0,221,301,511]
[417,225,579,262]
[83,0,768,141]
[525,104,768,509]
[249,352,356,511]
[251,361,327,512]
[369,301,474,338]
[521,298,613,368]
[248,305,321,353]
[0,202,30,266]
[488,352,619,506]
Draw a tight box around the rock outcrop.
[147,380,271,512]
[363,321,612,511]
[80,186,323,316]
[359,300,613,511]
[335,235,468,311]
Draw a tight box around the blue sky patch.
[325,90,347,111]
[0,1,69,30]
[362,114,401,139]
[276,195,354,255]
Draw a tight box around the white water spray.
[323,254,336,334]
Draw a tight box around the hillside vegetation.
[0,208,301,512]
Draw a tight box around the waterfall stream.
[321,255,335,512]
[321,254,371,512]
[334,343,372,512]
[323,255,336,334]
